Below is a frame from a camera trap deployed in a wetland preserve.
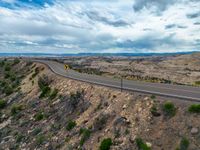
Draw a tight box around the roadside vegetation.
[99,138,112,150]
[135,137,151,150]
[162,101,176,117]
[188,104,200,113]
[176,137,190,150]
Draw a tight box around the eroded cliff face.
[0,59,199,150]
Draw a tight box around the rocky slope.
[0,58,200,150]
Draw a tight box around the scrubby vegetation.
[194,81,200,86]
[0,99,6,109]
[0,58,200,150]
[162,101,176,117]
[34,112,45,121]
[0,59,26,96]
[11,104,23,115]
[135,137,151,150]
[66,120,76,131]
[150,105,161,117]
[99,138,112,150]
[176,137,190,150]
[38,75,52,98]
[188,104,200,113]
[79,128,91,146]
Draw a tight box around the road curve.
[33,60,200,102]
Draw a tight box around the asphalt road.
[34,60,200,102]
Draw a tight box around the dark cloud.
[85,11,129,27]
[132,0,176,13]
[177,25,187,29]
[186,12,200,19]
[194,22,200,25]
[165,24,187,29]
[116,34,179,50]
[165,24,176,29]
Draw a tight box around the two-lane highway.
[34,60,200,102]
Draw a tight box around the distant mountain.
[0,51,198,57]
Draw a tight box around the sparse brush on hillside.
[38,75,52,98]
[135,138,151,150]
[79,128,91,146]
[0,59,28,96]
[176,137,190,150]
[38,75,59,99]
[99,138,112,150]
[188,104,200,113]
[0,99,6,109]
[162,101,176,117]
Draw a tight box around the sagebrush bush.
[36,135,45,145]
[13,58,20,65]
[49,89,58,100]
[66,120,76,131]
[79,128,91,146]
[99,138,112,150]
[34,112,44,121]
[188,104,200,113]
[11,104,23,115]
[162,101,176,117]
[0,99,6,109]
[38,76,52,98]
[195,81,200,85]
[180,137,189,150]
[135,138,151,150]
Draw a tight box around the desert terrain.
[0,54,200,150]
[55,53,200,86]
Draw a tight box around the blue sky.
[0,0,200,53]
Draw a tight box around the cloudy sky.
[0,0,200,53]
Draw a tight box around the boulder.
[191,127,198,135]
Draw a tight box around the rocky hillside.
[0,59,200,150]
[60,52,200,85]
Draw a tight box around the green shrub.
[36,135,46,145]
[135,138,151,150]
[3,85,14,95]
[0,99,6,109]
[180,137,189,150]
[69,91,84,108]
[39,86,51,98]
[34,112,44,121]
[162,101,176,117]
[79,128,91,146]
[66,120,76,131]
[38,76,51,98]
[0,60,5,67]
[11,104,23,115]
[150,105,161,117]
[32,128,42,136]
[49,89,58,100]
[195,81,200,85]
[188,104,200,113]
[150,95,156,99]
[16,133,24,143]
[13,58,20,65]
[99,138,112,150]
[4,66,11,72]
